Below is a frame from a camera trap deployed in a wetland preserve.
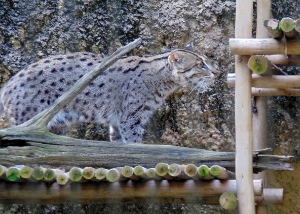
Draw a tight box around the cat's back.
[0,52,104,125]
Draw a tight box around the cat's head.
[168,49,219,92]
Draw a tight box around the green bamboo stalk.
[20,166,33,179]
[82,167,95,180]
[56,172,70,185]
[279,17,297,38]
[69,167,84,182]
[219,191,238,210]
[263,19,283,38]
[32,166,46,181]
[94,168,108,181]
[198,165,214,180]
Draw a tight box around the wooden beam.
[229,38,300,55]
[0,180,263,204]
[234,0,255,213]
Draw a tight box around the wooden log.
[234,0,255,213]
[279,17,297,38]
[0,180,263,204]
[0,140,293,171]
[229,38,300,55]
[264,19,283,38]
[227,74,300,89]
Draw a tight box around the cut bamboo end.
[198,165,214,180]
[219,192,238,210]
[133,165,147,176]
[20,166,33,179]
[264,19,283,38]
[6,167,21,182]
[155,163,169,176]
[184,164,199,179]
[69,167,83,182]
[106,168,124,182]
[279,17,297,38]
[56,172,70,185]
[82,167,95,180]
[32,166,46,181]
[168,163,182,177]
[122,166,134,178]
[210,165,229,180]
[248,55,270,75]
[146,168,163,180]
[94,168,108,180]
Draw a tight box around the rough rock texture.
[0,0,299,213]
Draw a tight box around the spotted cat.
[0,49,219,143]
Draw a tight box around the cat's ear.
[168,52,184,63]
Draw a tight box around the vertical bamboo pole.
[254,1,271,213]
[235,0,255,213]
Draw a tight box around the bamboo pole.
[265,55,300,66]
[234,0,255,213]
[227,74,300,89]
[229,38,300,55]
[219,192,238,210]
[251,88,300,96]
[254,1,271,213]
[0,180,263,204]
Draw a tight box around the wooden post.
[235,0,255,213]
[254,0,271,213]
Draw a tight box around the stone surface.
[0,0,299,213]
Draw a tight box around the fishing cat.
[0,49,219,143]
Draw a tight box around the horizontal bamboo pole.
[252,88,300,96]
[266,54,300,66]
[255,188,284,205]
[229,38,300,55]
[0,180,263,204]
[227,74,300,88]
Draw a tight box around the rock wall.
[0,0,299,213]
